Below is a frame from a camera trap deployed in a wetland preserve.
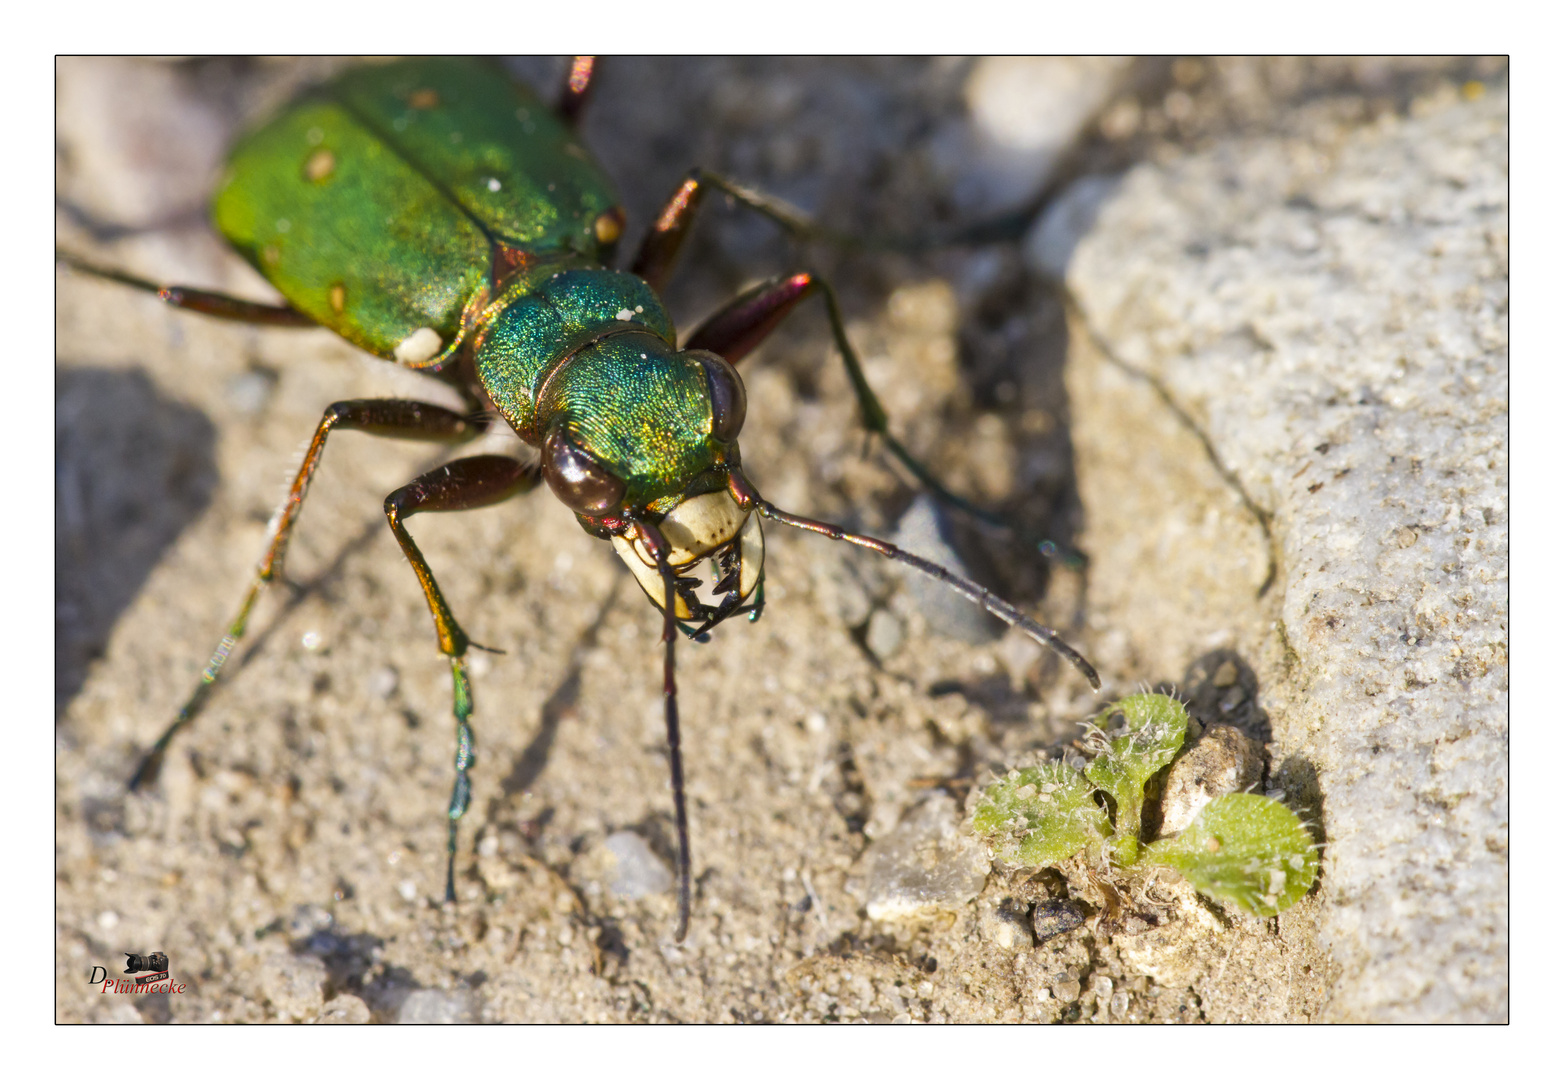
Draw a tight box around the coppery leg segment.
[57,251,315,326]
[556,56,599,128]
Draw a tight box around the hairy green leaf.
[971,761,1110,867]
[1144,793,1319,916]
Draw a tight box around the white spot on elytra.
[393,327,443,365]
[486,177,502,192]
[306,126,324,146]
[276,218,291,233]
[635,305,644,313]
[615,309,633,321]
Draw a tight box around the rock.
[1053,82,1508,1022]
[889,495,1001,644]
[1157,724,1267,837]
[864,608,905,660]
[601,830,674,900]
[977,898,1034,951]
[864,793,991,922]
[1032,898,1086,943]
[319,994,372,1024]
[953,57,1130,216]
[256,953,327,1023]
[397,988,478,1024]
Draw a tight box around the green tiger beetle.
[59,57,1099,942]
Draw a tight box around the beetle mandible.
[60,57,1099,941]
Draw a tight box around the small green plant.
[970,693,1318,918]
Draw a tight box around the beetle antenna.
[636,520,693,941]
[740,492,1100,690]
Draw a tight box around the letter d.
[88,966,107,985]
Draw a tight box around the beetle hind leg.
[57,251,315,326]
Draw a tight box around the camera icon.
[124,952,169,975]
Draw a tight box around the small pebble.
[1031,898,1085,942]
[225,369,276,416]
[1052,970,1081,1004]
[257,953,327,1022]
[889,496,1000,644]
[1158,724,1266,837]
[367,665,399,699]
[603,830,673,899]
[979,900,1033,951]
[320,994,372,1024]
[397,988,477,1024]
[864,793,991,921]
[1211,659,1239,688]
[865,609,905,661]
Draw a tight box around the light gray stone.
[1050,84,1507,1022]
[397,988,478,1024]
[602,830,674,900]
[889,495,1002,643]
[951,57,1130,216]
[863,793,991,922]
[256,953,327,1022]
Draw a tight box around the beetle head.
[611,487,764,630]
[538,344,759,631]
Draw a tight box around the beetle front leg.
[384,455,543,903]
[687,272,1011,532]
[131,400,480,791]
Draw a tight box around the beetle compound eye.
[692,350,747,444]
[543,429,626,515]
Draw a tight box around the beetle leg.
[556,56,598,128]
[630,517,693,942]
[630,171,708,293]
[57,251,315,326]
[687,271,1010,533]
[384,455,542,903]
[633,167,900,294]
[131,400,480,792]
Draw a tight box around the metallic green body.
[212,57,725,511]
